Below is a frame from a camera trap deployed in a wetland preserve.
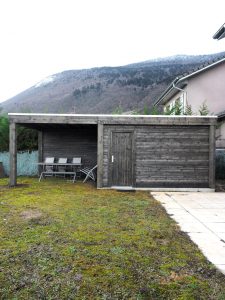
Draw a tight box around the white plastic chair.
[45,157,55,172]
[39,157,55,181]
[72,157,82,164]
[57,158,68,172]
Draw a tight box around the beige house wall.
[165,62,225,114]
[186,63,225,114]
[163,62,225,148]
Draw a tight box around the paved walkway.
[152,192,225,275]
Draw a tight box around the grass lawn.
[0,177,225,299]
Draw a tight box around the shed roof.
[8,113,217,127]
[154,57,225,106]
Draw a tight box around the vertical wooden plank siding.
[209,125,216,188]
[110,131,133,186]
[97,123,103,188]
[9,122,17,186]
[38,131,43,175]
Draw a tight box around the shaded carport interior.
[38,123,97,167]
[8,114,100,187]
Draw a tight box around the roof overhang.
[213,23,225,40]
[154,79,188,106]
[8,113,217,127]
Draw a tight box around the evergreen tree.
[150,106,160,115]
[164,105,173,115]
[0,115,9,151]
[185,103,193,115]
[0,115,38,152]
[199,101,209,115]
[112,105,123,115]
[143,104,150,115]
[132,109,139,115]
[174,100,182,115]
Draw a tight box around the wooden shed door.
[111,131,133,186]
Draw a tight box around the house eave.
[154,57,225,106]
[154,79,187,106]
[213,23,225,40]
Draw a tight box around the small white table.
[37,163,82,183]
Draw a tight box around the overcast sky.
[0,0,224,103]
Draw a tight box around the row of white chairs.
[39,157,97,183]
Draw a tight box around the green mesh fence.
[0,151,38,176]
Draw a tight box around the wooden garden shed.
[8,113,217,191]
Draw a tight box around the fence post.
[0,162,5,178]
[9,122,17,186]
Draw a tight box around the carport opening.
[40,124,97,168]
[17,123,98,182]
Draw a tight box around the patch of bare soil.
[20,210,43,220]
[10,184,30,188]
[0,185,8,189]
[0,184,30,189]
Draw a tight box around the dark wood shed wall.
[135,125,209,188]
[103,125,210,188]
[42,125,97,167]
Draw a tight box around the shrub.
[0,115,38,151]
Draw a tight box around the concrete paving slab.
[187,232,225,264]
[169,213,199,224]
[166,208,191,215]
[217,233,225,241]
[216,265,225,274]
[199,202,225,209]
[169,200,204,209]
[177,221,209,233]
[204,223,225,233]
[152,192,225,275]
[189,210,225,223]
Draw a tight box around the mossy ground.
[0,177,225,299]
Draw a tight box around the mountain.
[1,52,225,114]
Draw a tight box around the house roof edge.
[154,57,225,106]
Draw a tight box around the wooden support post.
[209,125,215,189]
[97,123,103,188]
[9,122,17,186]
[38,131,43,175]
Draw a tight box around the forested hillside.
[1,52,224,114]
